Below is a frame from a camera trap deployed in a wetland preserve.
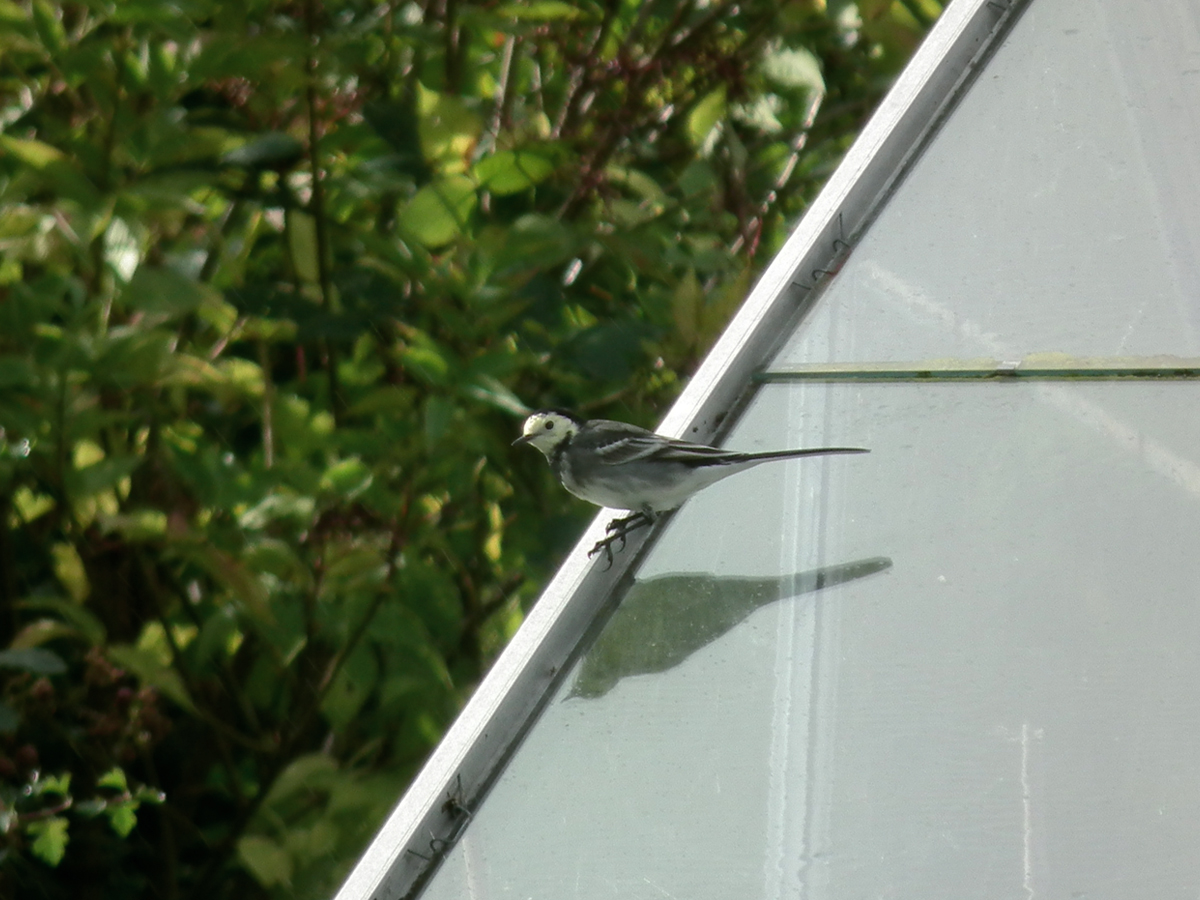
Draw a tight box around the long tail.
[738,446,869,463]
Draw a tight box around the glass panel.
[420,380,1200,900]
[775,0,1200,365]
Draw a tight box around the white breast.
[560,456,761,514]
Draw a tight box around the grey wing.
[579,420,741,467]
[574,420,669,466]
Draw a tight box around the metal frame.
[759,358,1200,381]
[333,1,1026,897]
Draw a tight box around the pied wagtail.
[514,409,868,563]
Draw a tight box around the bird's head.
[513,409,581,458]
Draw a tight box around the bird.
[513,409,868,563]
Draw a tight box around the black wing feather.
[575,419,744,467]
[574,418,867,468]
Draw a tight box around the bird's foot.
[587,533,622,569]
[588,512,654,569]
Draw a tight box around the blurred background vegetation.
[0,0,938,896]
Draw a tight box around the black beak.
[512,434,532,447]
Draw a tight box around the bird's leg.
[588,510,655,567]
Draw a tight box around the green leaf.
[106,645,196,713]
[671,268,703,347]
[262,753,339,808]
[319,458,373,499]
[17,597,107,645]
[0,135,63,168]
[110,0,211,24]
[0,136,101,206]
[415,84,483,174]
[134,785,165,804]
[243,538,311,587]
[221,132,305,169]
[361,99,427,176]
[701,264,753,341]
[97,767,129,793]
[319,646,379,732]
[97,509,169,541]
[38,773,71,795]
[238,492,316,530]
[345,385,416,417]
[463,376,528,416]
[607,165,669,207]
[398,176,477,247]
[321,544,387,595]
[677,160,718,198]
[95,330,176,388]
[561,321,652,381]
[68,455,142,500]
[495,1,584,19]
[494,213,580,274]
[11,619,78,649]
[237,835,293,887]
[0,0,30,26]
[190,606,242,669]
[179,546,274,625]
[105,218,141,283]
[762,45,825,94]
[399,332,452,386]
[732,94,784,134]
[423,395,456,445]
[107,803,138,838]
[475,149,556,195]
[687,87,727,150]
[215,358,266,398]
[50,543,89,602]
[13,488,55,524]
[283,820,340,863]
[0,647,67,674]
[606,198,660,229]
[31,0,65,54]
[286,210,321,285]
[122,267,209,318]
[28,817,69,867]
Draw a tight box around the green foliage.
[0,0,937,896]
[0,763,163,869]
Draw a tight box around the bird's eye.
[544,420,554,430]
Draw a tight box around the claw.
[605,513,640,534]
[587,533,624,558]
[588,511,654,567]
[587,535,617,569]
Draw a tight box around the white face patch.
[518,411,578,456]
[521,413,546,437]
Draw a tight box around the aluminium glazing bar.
[758,358,1200,381]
